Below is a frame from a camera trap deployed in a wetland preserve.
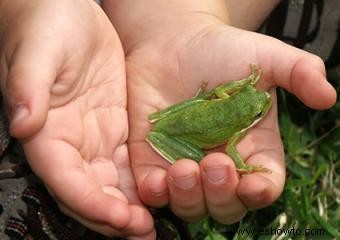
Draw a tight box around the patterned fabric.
[0,101,187,240]
[0,108,99,239]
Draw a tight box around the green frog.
[146,65,272,173]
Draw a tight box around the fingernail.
[169,173,196,190]
[10,104,29,125]
[150,189,166,197]
[204,166,227,185]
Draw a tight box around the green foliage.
[188,87,340,240]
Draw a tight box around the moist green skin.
[147,65,272,173]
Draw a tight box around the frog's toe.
[237,165,271,175]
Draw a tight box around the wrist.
[103,0,230,51]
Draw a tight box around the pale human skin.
[0,0,155,239]
[0,0,336,239]
[103,0,336,224]
[225,0,282,30]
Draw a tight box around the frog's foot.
[194,82,215,100]
[249,64,261,85]
[236,164,271,175]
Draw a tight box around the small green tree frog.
[146,65,272,173]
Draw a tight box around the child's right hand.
[0,1,155,238]
[103,0,336,226]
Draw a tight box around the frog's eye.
[255,111,263,118]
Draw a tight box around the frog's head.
[250,91,272,121]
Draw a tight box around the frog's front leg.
[193,82,215,99]
[215,65,261,99]
[226,131,270,174]
[149,81,220,122]
[147,131,205,163]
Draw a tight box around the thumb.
[3,41,60,139]
[259,37,337,110]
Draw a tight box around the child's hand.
[104,0,336,224]
[0,0,155,238]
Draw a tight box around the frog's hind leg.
[226,131,270,174]
[148,83,216,123]
[215,64,261,99]
[146,132,205,163]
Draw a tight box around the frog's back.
[153,88,257,148]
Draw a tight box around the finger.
[24,139,139,232]
[235,95,286,208]
[54,170,155,238]
[110,144,146,205]
[257,35,337,109]
[180,26,336,110]
[3,38,61,138]
[130,141,170,207]
[236,134,285,208]
[167,159,207,222]
[200,153,247,224]
[58,201,156,239]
